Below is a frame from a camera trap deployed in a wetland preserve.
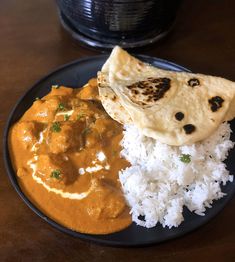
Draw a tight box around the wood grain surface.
[0,0,235,261]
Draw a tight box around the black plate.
[3,55,235,247]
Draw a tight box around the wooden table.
[1,0,235,261]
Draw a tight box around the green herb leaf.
[64,114,70,121]
[57,102,65,111]
[82,127,91,135]
[52,85,59,89]
[179,154,191,163]
[50,169,61,179]
[51,122,61,132]
[77,113,85,121]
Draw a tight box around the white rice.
[119,122,234,228]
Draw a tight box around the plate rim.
[3,54,235,247]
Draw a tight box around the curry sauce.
[9,79,131,234]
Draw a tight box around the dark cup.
[56,0,182,48]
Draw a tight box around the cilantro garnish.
[50,169,61,180]
[64,114,70,121]
[82,127,91,135]
[179,154,191,163]
[77,113,85,121]
[51,122,61,132]
[57,102,65,111]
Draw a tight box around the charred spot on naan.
[188,78,200,87]
[208,96,224,112]
[126,77,171,106]
[112,96,117,101]
[175,112,185,121]
[183,124,196,134]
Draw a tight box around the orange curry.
[9,79,131,234]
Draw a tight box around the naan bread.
[97,72,132,124]
[98,46,235,146]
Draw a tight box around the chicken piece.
[84,129,101,148]
[86,178,126,219]
[92,117,119,136]
[48,122,85,154]
[92,118,110,133]
[35,154,76,186]
[69,100,102,123]
[77,78,99,101]
[44,86,73,98]
[21,97,60,123]
[12,121,39,150]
